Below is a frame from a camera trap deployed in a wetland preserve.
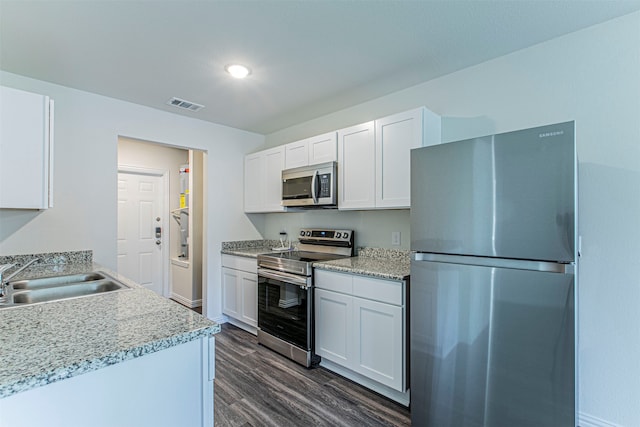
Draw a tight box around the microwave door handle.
[311,170,319,204]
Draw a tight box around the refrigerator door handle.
[413,252,574,274]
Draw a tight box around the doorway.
[117,137,205,310]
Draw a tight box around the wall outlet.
[391,231,401,246]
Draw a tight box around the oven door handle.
[258,268,310,288]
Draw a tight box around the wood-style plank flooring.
[214,323,410,427]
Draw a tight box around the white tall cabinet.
[243,146,285,213]
[0,85,54,209]
[221,254,258,334]
[315,269,408,405]
[338,107,440,210]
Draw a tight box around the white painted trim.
[578,412,620,427]
[117,165,170,298]
[170,293,202,308]
[225,317,258,336]
[117,164,166,176]
[320,358,410,406]
[211,314,227,324]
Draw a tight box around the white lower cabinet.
[352,297,404,390]
[315,269,408,404]
[315,288,352,364]
[221,254,258,333]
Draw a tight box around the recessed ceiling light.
[225,64,251,79]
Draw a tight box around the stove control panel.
[299,228,353,244]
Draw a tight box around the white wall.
[0,71,265,322]
[263,12,640,427]
[260,209,411,251]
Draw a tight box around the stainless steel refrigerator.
[410,121,576,427]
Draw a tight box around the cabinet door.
[243,153,264,213]
[337,122,375,210]
[284,140,309,169]
[221,267,241,319]
[263,146,285,212]
[244,146,285,213]
[375,108,423,208]
[315,289,353,365]
[307,132,337,165]
[353,297,405,391]
[240,271,258,327]
[0,86,53,209]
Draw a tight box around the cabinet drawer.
[221,254,257,273]
[353,276,403,306]
[314,270,353,294]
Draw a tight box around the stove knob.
[336,232,341,238]
[343,232,349,239]
[300,230,305,236]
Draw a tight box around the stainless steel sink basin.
[9,280,128,304]
[0,272,131,308]
[10,272,107,290]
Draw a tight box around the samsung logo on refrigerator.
[539,130,564,138]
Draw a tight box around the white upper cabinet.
[284,131,337,170]
[338,107,441,210]
[307,132,337,165]
[337,121,376,209]
[243,146,285,213]
[284,140,308,169]
[0,86,54,209]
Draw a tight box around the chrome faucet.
[0,258,39,297]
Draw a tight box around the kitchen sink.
[10,272,108,290]
[0,272,131,308]
[9,280,127,304]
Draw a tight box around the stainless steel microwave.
[281,161,337,208]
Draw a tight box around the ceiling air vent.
[166,97,205,112]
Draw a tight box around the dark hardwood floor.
[214,323,410,427]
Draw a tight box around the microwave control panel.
[318,173,331,197]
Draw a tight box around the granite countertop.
[220,239,291,258]
[313,248,411,281]
[0,257,219,399]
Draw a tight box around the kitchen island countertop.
[0,261,218,399]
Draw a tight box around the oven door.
[257,268,312,350]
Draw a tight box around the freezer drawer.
[410,259,574,427]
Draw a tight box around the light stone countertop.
[221,241,411,281]
[0,261,219,399]
[220,239,295,258]
[313,248,411,281]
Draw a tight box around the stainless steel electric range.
[256,228,354,367]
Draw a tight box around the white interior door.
[118,170,165,295]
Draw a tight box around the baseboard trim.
[224,316,258,336]
[170,293,202,308]
[579,412,620,427]
[320,359,410,407]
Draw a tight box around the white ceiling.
[2,0,640,135]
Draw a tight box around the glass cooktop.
[259,250,348,264]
